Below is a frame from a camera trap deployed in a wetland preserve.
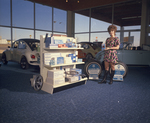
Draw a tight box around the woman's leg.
[98,61,109,84]
[105,61,110,71]
[109,62,115,84]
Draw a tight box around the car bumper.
[29,61,40,66]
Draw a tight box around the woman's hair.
[107,25,117,33]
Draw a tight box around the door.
[17,41,26,62]
[12,41,19,61]
[122,50,143,65]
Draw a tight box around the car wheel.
[84,59,102,78]
[110,61,128,78]
[86,53,93,61]
[20,56,29,69]
[32,75,43,91]
[2,53,8,65]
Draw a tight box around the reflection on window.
[12,0,33,28]
[75,13,89,33]
[75,33,89,42]
[91,18,111,32]
[13,28,34,40]
[131,32,140,46]
[124,26,141,30]
[18,41,26,49]
[0,0,10,26]
[53,8,67,32]
[35,31,52,40]
[35,3,52,31]
[0,27,11,40]
[91,33,110,44]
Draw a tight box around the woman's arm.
[105,45,119,50]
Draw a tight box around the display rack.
[31,35,87,94]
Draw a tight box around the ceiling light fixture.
[66,0,79,3]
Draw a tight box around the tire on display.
[33,75,43,91]
[20,56,29,69]
[2,53,8,65]
[84,59,102,78]
[110,61,128,78]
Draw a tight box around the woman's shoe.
[98,70,109,84]
[109,70,115,84]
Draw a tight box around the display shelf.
[53,78,87,88]
[44,48,83,50]
[30,34,88,94]
[44,62,85,68]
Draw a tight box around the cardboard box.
[67,76,79,83]
[46,77,65,85]
[58,44,67,48]
[47,70,65,79]
[57,57,64,64]
[70,68,82,75]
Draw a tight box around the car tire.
[85,53,93,61]
[2,53,8,65]
[20,56,29,69]
[84,59,102,78]
[110,61,128,78]
[32,75,43,91]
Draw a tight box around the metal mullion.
[89,8,91,42]
[34,2,35,39]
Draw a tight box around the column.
[140,0,149,46]
[67,11,75,37]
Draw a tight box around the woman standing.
[98,25,120,84]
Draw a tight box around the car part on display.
[20,56,29,69]
[31,74,43,91]
[2,53,8,65]
[84,59,102,78]
[110,61,128,78]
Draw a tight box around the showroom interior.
[0,0,150,123]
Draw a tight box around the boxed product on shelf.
[45,37,52,48]
[70,68,82,75]
[49,44,58,48]
[58,44,67,48]
[65,57,72,64]
[50,58,55,65]
[67,54,77,62]
[57,57,64,64]
[77,59,82,62]
[60,65,73,71]
[44,53,61,65]
[47,69,65,79]
[46,77,65,85]
[67,75,79,83]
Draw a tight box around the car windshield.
[119,42,132,50]
[25,40,40,51]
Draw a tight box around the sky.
[0,0,141,46]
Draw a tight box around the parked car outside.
[77,42,102,61]
[2,38,40,69]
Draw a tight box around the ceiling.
[27,0,149,26]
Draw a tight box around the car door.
[16,40,26,62]
[12,41,19,61]
[141,50,150,65]
[122,49,143,65]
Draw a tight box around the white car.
[117,42,150,66]
[2,39,40,69]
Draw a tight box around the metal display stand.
[30,35,87,94]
